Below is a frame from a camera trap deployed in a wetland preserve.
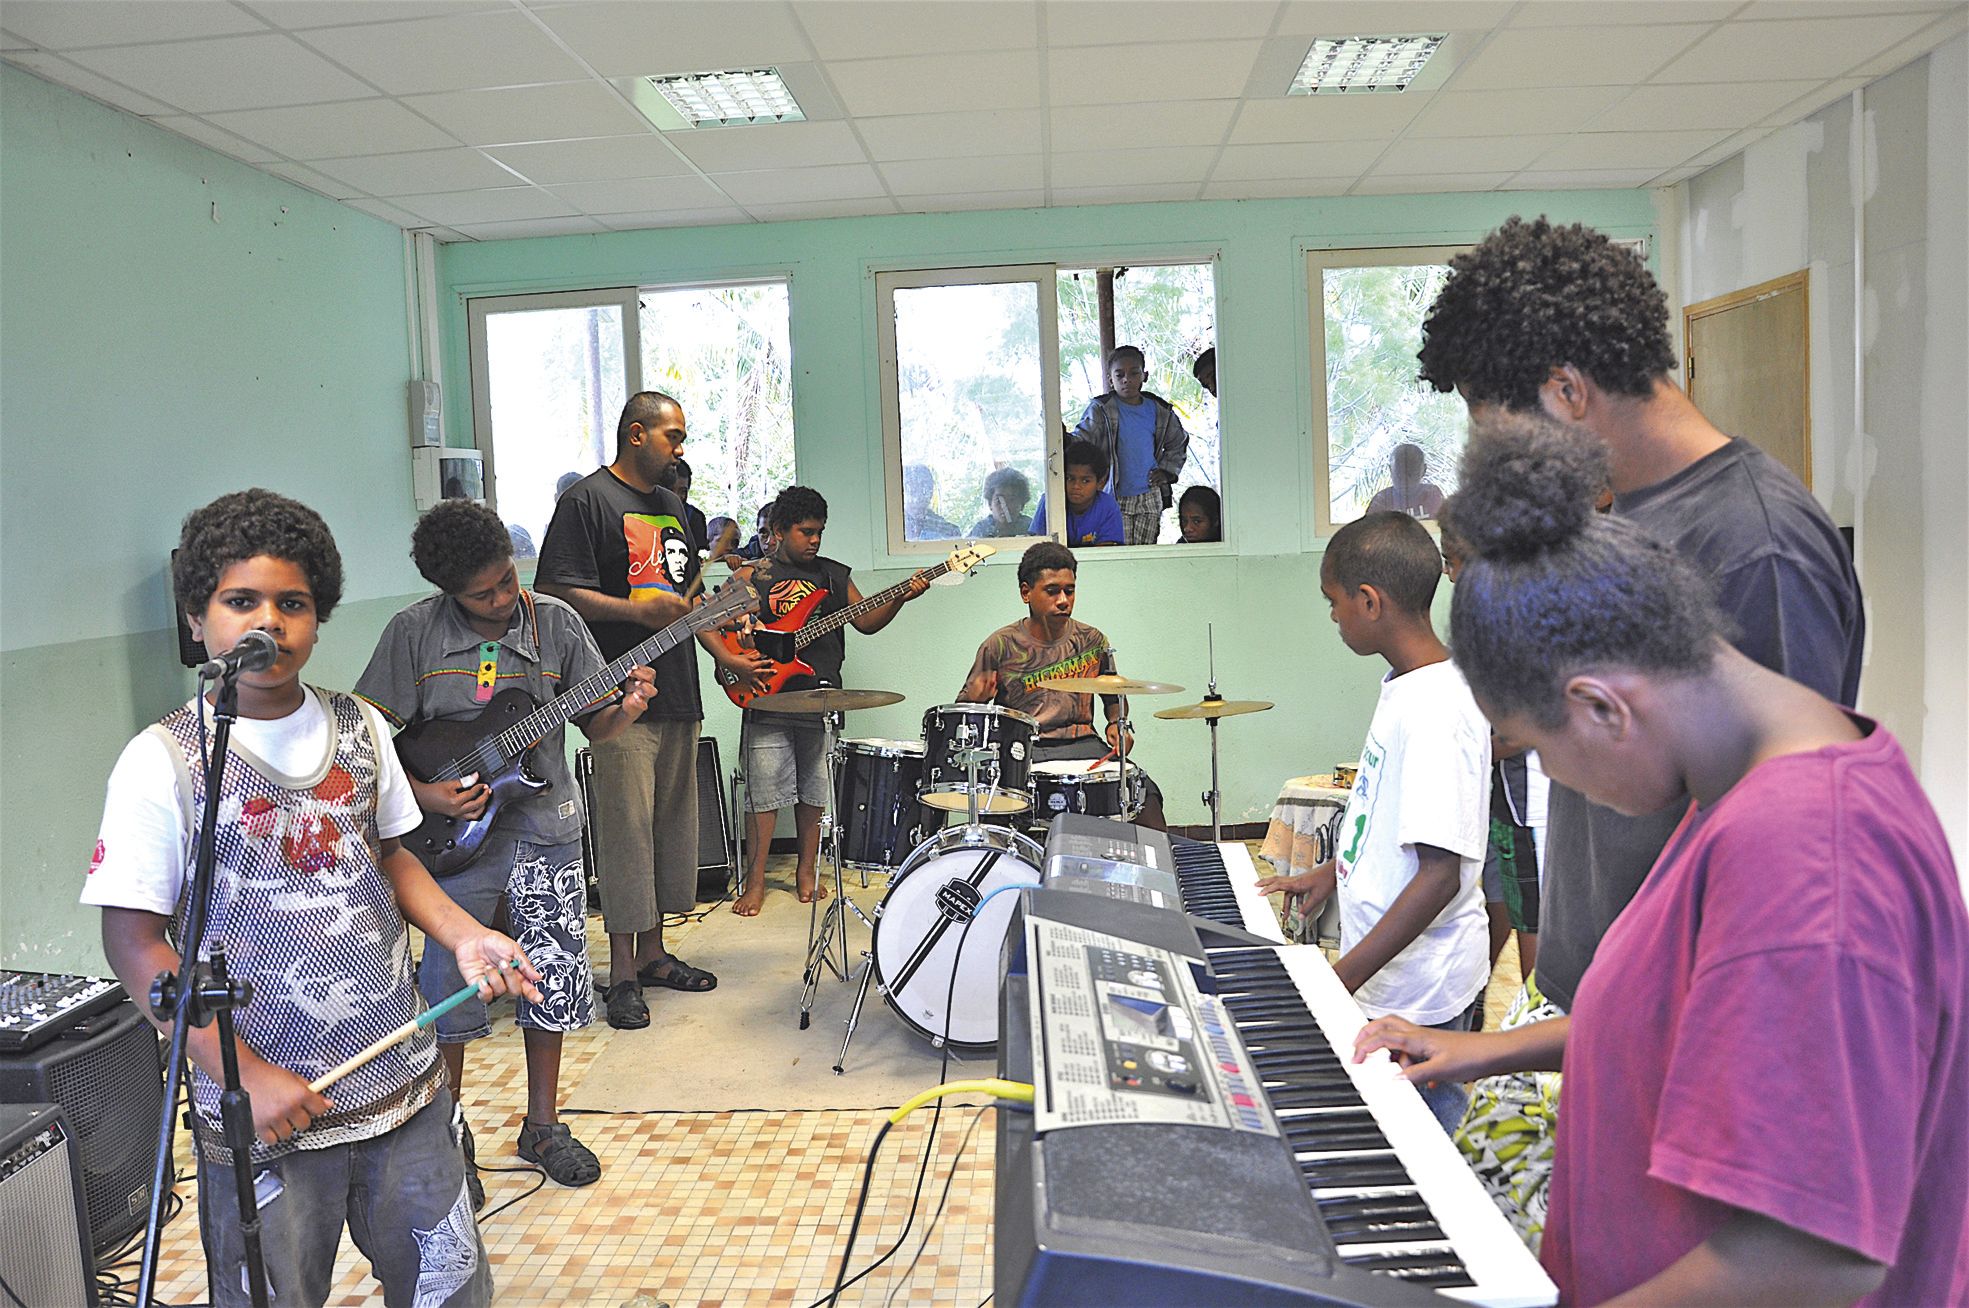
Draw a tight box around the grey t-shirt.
[1536,437,1865,1013]
[354,589,608,845]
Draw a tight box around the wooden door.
[1684,270,1811,487]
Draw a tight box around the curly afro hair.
[1449,408,1728,726]
[768,485,828,534]
[1018,541,1076,588]
[173,489,345,621]
[411,499,513,594]
[1322,512,1443,617]
[1417,216,1676,410]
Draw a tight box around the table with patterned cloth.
[1257,774,1352,946]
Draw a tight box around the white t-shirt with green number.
[1335,659,1492,1025]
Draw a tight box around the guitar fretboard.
[791,558,959,649]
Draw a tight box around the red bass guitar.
[715,543,994,708]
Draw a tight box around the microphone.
[197,629,279,681]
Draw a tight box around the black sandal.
[517,1119,601,1188]
[637,956,718,992]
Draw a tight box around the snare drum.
[1029,759,1145,822]
[833,738,926,871]
[871,824,1044,1052]
[920,704,1036,814]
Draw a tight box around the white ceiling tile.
[1756,77,1867,126]
[880,154,1045,195]
[147,113,282,162]
[1049,100,1238,153]
[402,82,647,147]
[310,147,524,195]
[796,1,1038,59]
[597,206,753,230]
[1228,94,1426,144]
[485,134,696,184]
[245,3,509,31]
[0,1,266,49]
[421,225,473,241]
[1274,2,1517,34]
[1048,1,1279,46]
[1,29,33,51]
[669,120,868,172]
[1049,145,1220,187]
[712,162,889,203]
[743,197,901,221]
[535,1,815,79]
[1676,125,1780,173]
[1050,182,1203,206]
[1452,24,1714,89]
[1374,134,1569,174]
[62,33,377,112]
[2,50,177,115]
[205,99,459,158]
[1350,173,1511,195]
[1200,176,1354,200]
[545,174,731,213]
[1851,6,1968,75]
[1589,79,1825,132]
[448,214,612,240]
[1508,1,1739,25]
[826,49,1042,117]
[385,185,579,225]
[1212,139,1386,179]
[856,109,1043,161]
[1655,12,1939,81]
[261,159,364,198]
[1047,40,1263,106]
[1406,87,1625,138]
[293,10,592,96]
[1502,167,1669,188]
[1530,127,1733,170]
[338,196,428,227]
[1737,0,1962,18]
[897,189,1047,213]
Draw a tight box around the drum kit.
[752,628,1272,1072]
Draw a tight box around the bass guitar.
[396,579,754,876]
[716,543,994,708]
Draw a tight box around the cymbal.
[751,687,905,714]
[1033,674,1184,696]
[1154,698,1275,721]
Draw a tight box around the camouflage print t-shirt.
[961,618,1111,741]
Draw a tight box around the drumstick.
[307,965,513,1095]
[1087,744,1118,772]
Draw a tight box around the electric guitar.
[716,543,994,708]
[396,579,754,877]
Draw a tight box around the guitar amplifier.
[0,1104,97,1307]
[0,1000,165,1256]
[695,736,734,901]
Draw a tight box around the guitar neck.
[793,560,952,649]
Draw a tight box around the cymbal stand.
[1203,623,1225,842]
[1108,644,1140,823]
[832,743,993,1075]
[799,710,853,1029]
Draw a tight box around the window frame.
[1306,244,1472,539]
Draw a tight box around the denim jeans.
[1418,995,1485,1134]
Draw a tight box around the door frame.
[1683,269,1811,488]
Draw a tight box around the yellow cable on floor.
[889,1078,1034,1123]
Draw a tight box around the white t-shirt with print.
[1334,659,1492,1025]
[82,691,420,917]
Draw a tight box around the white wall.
[1680,35,1968,866]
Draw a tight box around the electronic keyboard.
[1171,836,1289,943]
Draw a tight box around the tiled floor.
[136,848,1521,1307]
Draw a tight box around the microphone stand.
[137,666,270,1308]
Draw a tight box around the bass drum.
[871,824,1044,1053]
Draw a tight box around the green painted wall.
[1,66,420,971]
[438,188,1657,856]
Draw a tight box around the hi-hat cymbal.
[1033,674,1184,696]
[1154,698,1275,721]
[751,687,905,714]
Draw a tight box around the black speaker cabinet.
[0,1104,97,1306]
[694,735,734,901]
[0,1001,165,1256]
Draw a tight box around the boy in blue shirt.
[1029,438,1124,547]
[1072,344,1190,544]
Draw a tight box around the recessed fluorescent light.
[1290,35,1443,95]
[642,68,805,128]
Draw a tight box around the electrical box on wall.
[411,446,485,510]
[408,379,442,447]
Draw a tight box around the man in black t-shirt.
[730,486,927,917]
[536,391,767,1029]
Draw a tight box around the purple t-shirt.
[1543,719,1968,1307]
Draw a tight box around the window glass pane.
[482,303,625,558]
[894,281,1046,543]
[1322,263,1463,527]
[1059,263,1219,544]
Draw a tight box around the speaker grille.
[0,1108,94,1307]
